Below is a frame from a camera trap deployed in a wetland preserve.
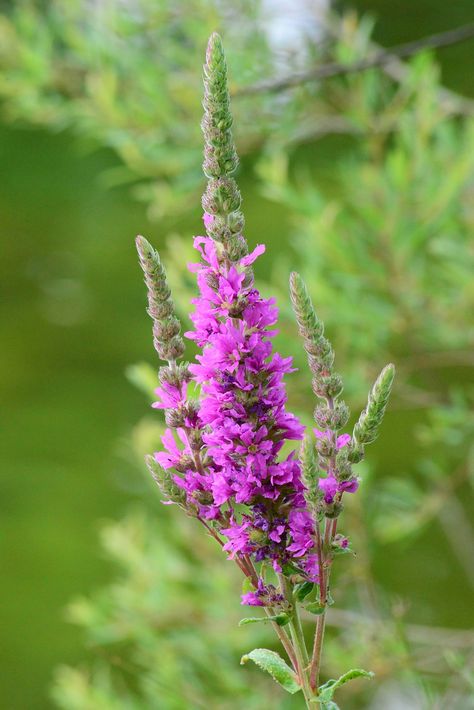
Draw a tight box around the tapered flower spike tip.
[289,272,324,343]
[135,234,184,362]
[136,234,156,265]
[206,32,223,66]
[201,33,247,261]
[354,363,395,445]
[202,32,239,179]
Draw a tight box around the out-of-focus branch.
[327,19,474,117]
[234,22,474,114]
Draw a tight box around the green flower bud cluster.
[299,435,321,510]
[290,271,395,518]
[351,364,395,458]
[145,455,189,512]
[289,273,342,402]
[289,272,350,518]
[202,33,238,179]
[136,235,185,362]
[201,33,247,263]
[137,235,203,513]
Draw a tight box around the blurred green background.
[1,1,474,708]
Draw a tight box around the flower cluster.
[136,32,395,704]
[153,224,325,580]
[314,429,359,504]
[138,33,381,602]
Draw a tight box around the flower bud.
[227,210,245,234]
[249,528,268,544]
[347,443,365,464]
[165,408,186,428]
[332,402,350,429]
[314,404,333,430]
[186,428,202,450]
[205,271,220,290]
[324,500,344,519]
[207,215,232,243]
[312,373,343,399]
[353,364,395,445]
[159,363,191,386]
[225,236,248,262]
[315,436,336,458]
[336,460,353,482]
[145,455,188,509]
[314,402,348,430]
[192,489,214,506]
[174,455,195,473]
[136,235,184,364]
[153,316,181,341]
[161,335,186,361]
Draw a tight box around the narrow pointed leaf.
[305,602,325,615]
[241,648,301,694]
[239,613,290,627]
[295,581,314,601]
[319,668,374,701]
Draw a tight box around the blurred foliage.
[0,0,272,218]
[51,511,284,710]
[1,1,473,708]
[258,49,474,395]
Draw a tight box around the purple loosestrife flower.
[136,34,395,705]
[184,230,319,578]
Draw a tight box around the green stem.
[278,574,314,705]
[310,610,326,693]
[310,512,339,691]
[293,600,309,666]
[309,396,338,691]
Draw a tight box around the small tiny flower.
[152,380,188,410]
[333,534,350,550]
[154,428,191,470]
[241,579,285,607]
[318,475,338,504]
[314,428,351,449]
[203,212,214,229]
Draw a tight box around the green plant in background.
[51,511,277,710]
[0,0,273,218]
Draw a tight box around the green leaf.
[241,648,301,694]
[318,668,374,701]
[331,545,353,556]
[239,613,291,627]
[241,577,256,595]
[281,561,302,576]
[295,581,314,601]
[305,602,325,615]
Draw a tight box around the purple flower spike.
[181,232,318,572]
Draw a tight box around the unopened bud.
[324,500,344,519]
